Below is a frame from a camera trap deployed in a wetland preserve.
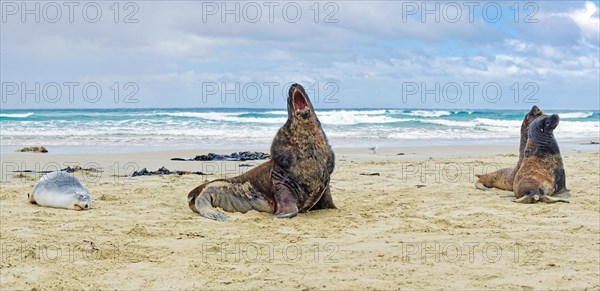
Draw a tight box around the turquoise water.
[1,108,598,150]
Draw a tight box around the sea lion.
[187,83,336,221]
[512,114,570,203]
[16,146,48,153]
[475,106,545,191]
[28,171,93,210]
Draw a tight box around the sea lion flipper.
[199,209,229,221]
[310,185,337,210]
[272,180,299,217]
[475,181,491,191]
[28,193,36,204]
[194,194,228,222]
[513,195,532,203]
[272,212,299,219]
[542,195,570,203]
[190,185,230,222]
[555,189,571,199]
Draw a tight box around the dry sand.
[0,145,599,290]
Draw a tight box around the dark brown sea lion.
[475,106,545,191]
[187,83,336,221]
[512,114,570,203]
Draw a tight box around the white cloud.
[504,39,533,52]
[543,1,600,46]
[569,1,600,43]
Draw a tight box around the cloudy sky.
[1,1,599,110]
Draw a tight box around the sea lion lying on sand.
[187,83,336,221]
[29,171,93,210]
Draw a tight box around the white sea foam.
[264,111,288,115]
[473,118,522,127]
[0,112,34,118]
[556,112,594,119]
[154,111,286,124]
[402,110,452,118]
[418,119,474,127]
[319,114,412,125]
[155,110,412,125]
[555,121,600,134]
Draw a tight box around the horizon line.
[1,106,599,112]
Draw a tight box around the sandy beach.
[0,144,598,290]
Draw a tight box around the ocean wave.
[318,109,389,116]
[452,110,474,115]
[3,121,598,147]
[153,111,286,124]
[314,110,409,125]
[556,112,594,119]
[153,110,411,125]
[320,115,413,125]
[387,130,510,140]
[264,111,288,115]
[0,112,34,118]
[416,118,522,128]
[2,109,598,148]
[402,110,452,118]
[556,121,600,134]
[418,119,474,127]
[474,118,522,127]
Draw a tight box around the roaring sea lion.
[512,114,570,203]
[475,106,545,191]
[28,171,93,210]
[187,83,336,221]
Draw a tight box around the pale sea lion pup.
[475,105,545,191]
[29,171,93,210]
[512,114,570,203]
[187,83,336,221]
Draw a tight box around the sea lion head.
[521,105,545,138]
[529,114,559,136]
[523,106,545,127]
[518,105,547,157]
[474,173,496,189]
[72,191,92,210]
[526,113,561,156]
[287,83,315,121]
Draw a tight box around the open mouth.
[293,90,308,112]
